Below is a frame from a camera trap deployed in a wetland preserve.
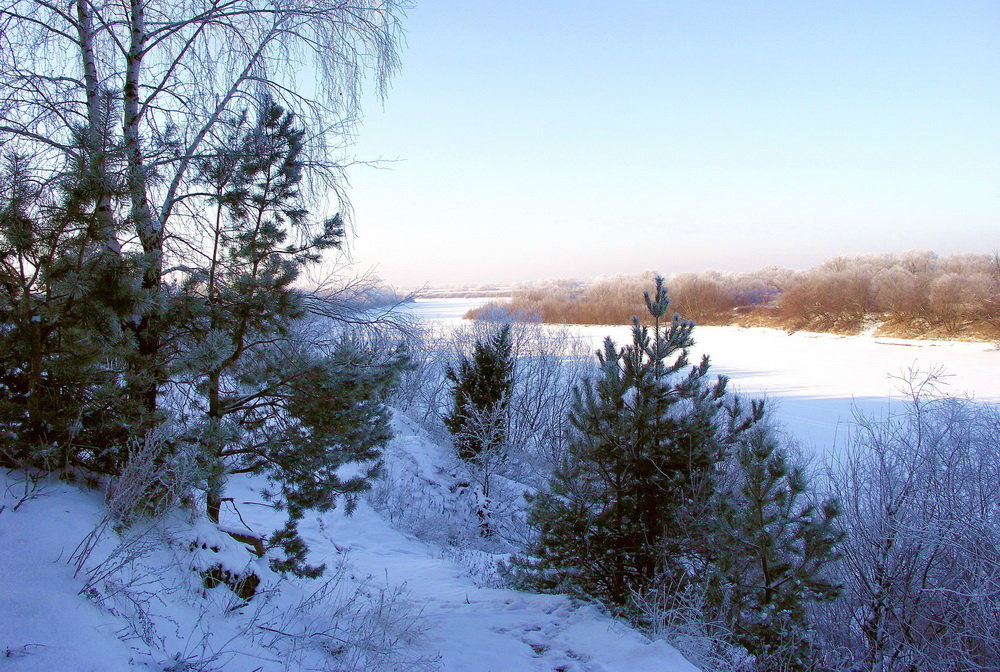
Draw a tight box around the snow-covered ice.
[566,323,1000,454]
[401,297,1000,455]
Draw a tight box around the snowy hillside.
[0,413,699,672]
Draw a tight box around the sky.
[339,0,1000,289]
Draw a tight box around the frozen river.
[397,298,1000,454]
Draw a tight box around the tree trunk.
[122,0,163,417]
[75,0,120,258]
[205,368,224,522]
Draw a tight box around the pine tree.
[515,276,761,606]
[444,324,515,463]
[180,97,341,522]
[176,98,407,576]
[710,428,842,669]
[260,337,407,577]
[0,100,148,474]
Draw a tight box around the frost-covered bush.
[367,410,533,575]
[376,320,593,582]
[461,252,1000,341]
[668,273,735,324]
[819,370,1000,671]
[630,581,749,672]
[395,319,593,486]
[254,557,440,672]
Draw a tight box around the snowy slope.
[12,318,987,670]
[1,478,136,672]
[0,414,700,672]
[216,412,701,672]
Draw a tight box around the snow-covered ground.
[0,414,699,672]
[4,299,997,671]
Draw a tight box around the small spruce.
[444,324,515,463]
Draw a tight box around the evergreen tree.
[444,324,515,462]
[710,428,842,669]
[515,276,761,606]
[0,100,148,474]
[258,338,407,577]
[180,97,341,522]
[176,98,408,576]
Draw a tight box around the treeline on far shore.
[465,251,1000,341]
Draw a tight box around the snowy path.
[317,502,696,672]
[224,416,700,672]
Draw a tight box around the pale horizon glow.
[336,0,999,289]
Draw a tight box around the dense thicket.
[467,252,1000,340]
[816,372,1000,671]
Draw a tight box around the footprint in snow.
[491,621,599,671]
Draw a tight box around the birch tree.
[0,0,406,414]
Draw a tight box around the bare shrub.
[106,429,195,528]
[780,269,874,332]
[670,273,735,324]
[721,271,783,307]
[463,251,999,341]
[928,272,973,333]
[0,468,49,514]
[872,267,925,317]
[937,252,994,276]
[898,250,938,274]
[257,558,440,672]
[984,254,1000,346]
[467,273,654,325]
[631,581,747,672]
[449,400,512,537]
[375,319,595,583]
[392,322,457,430]
[821,369,1000,671]
[396,319,592,483]
[70,428,195,609]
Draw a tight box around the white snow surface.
[577,324,1000,454]
[0,413,699,672]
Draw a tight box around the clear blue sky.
[342,0,999,288]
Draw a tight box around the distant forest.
[467,251,1000,341]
